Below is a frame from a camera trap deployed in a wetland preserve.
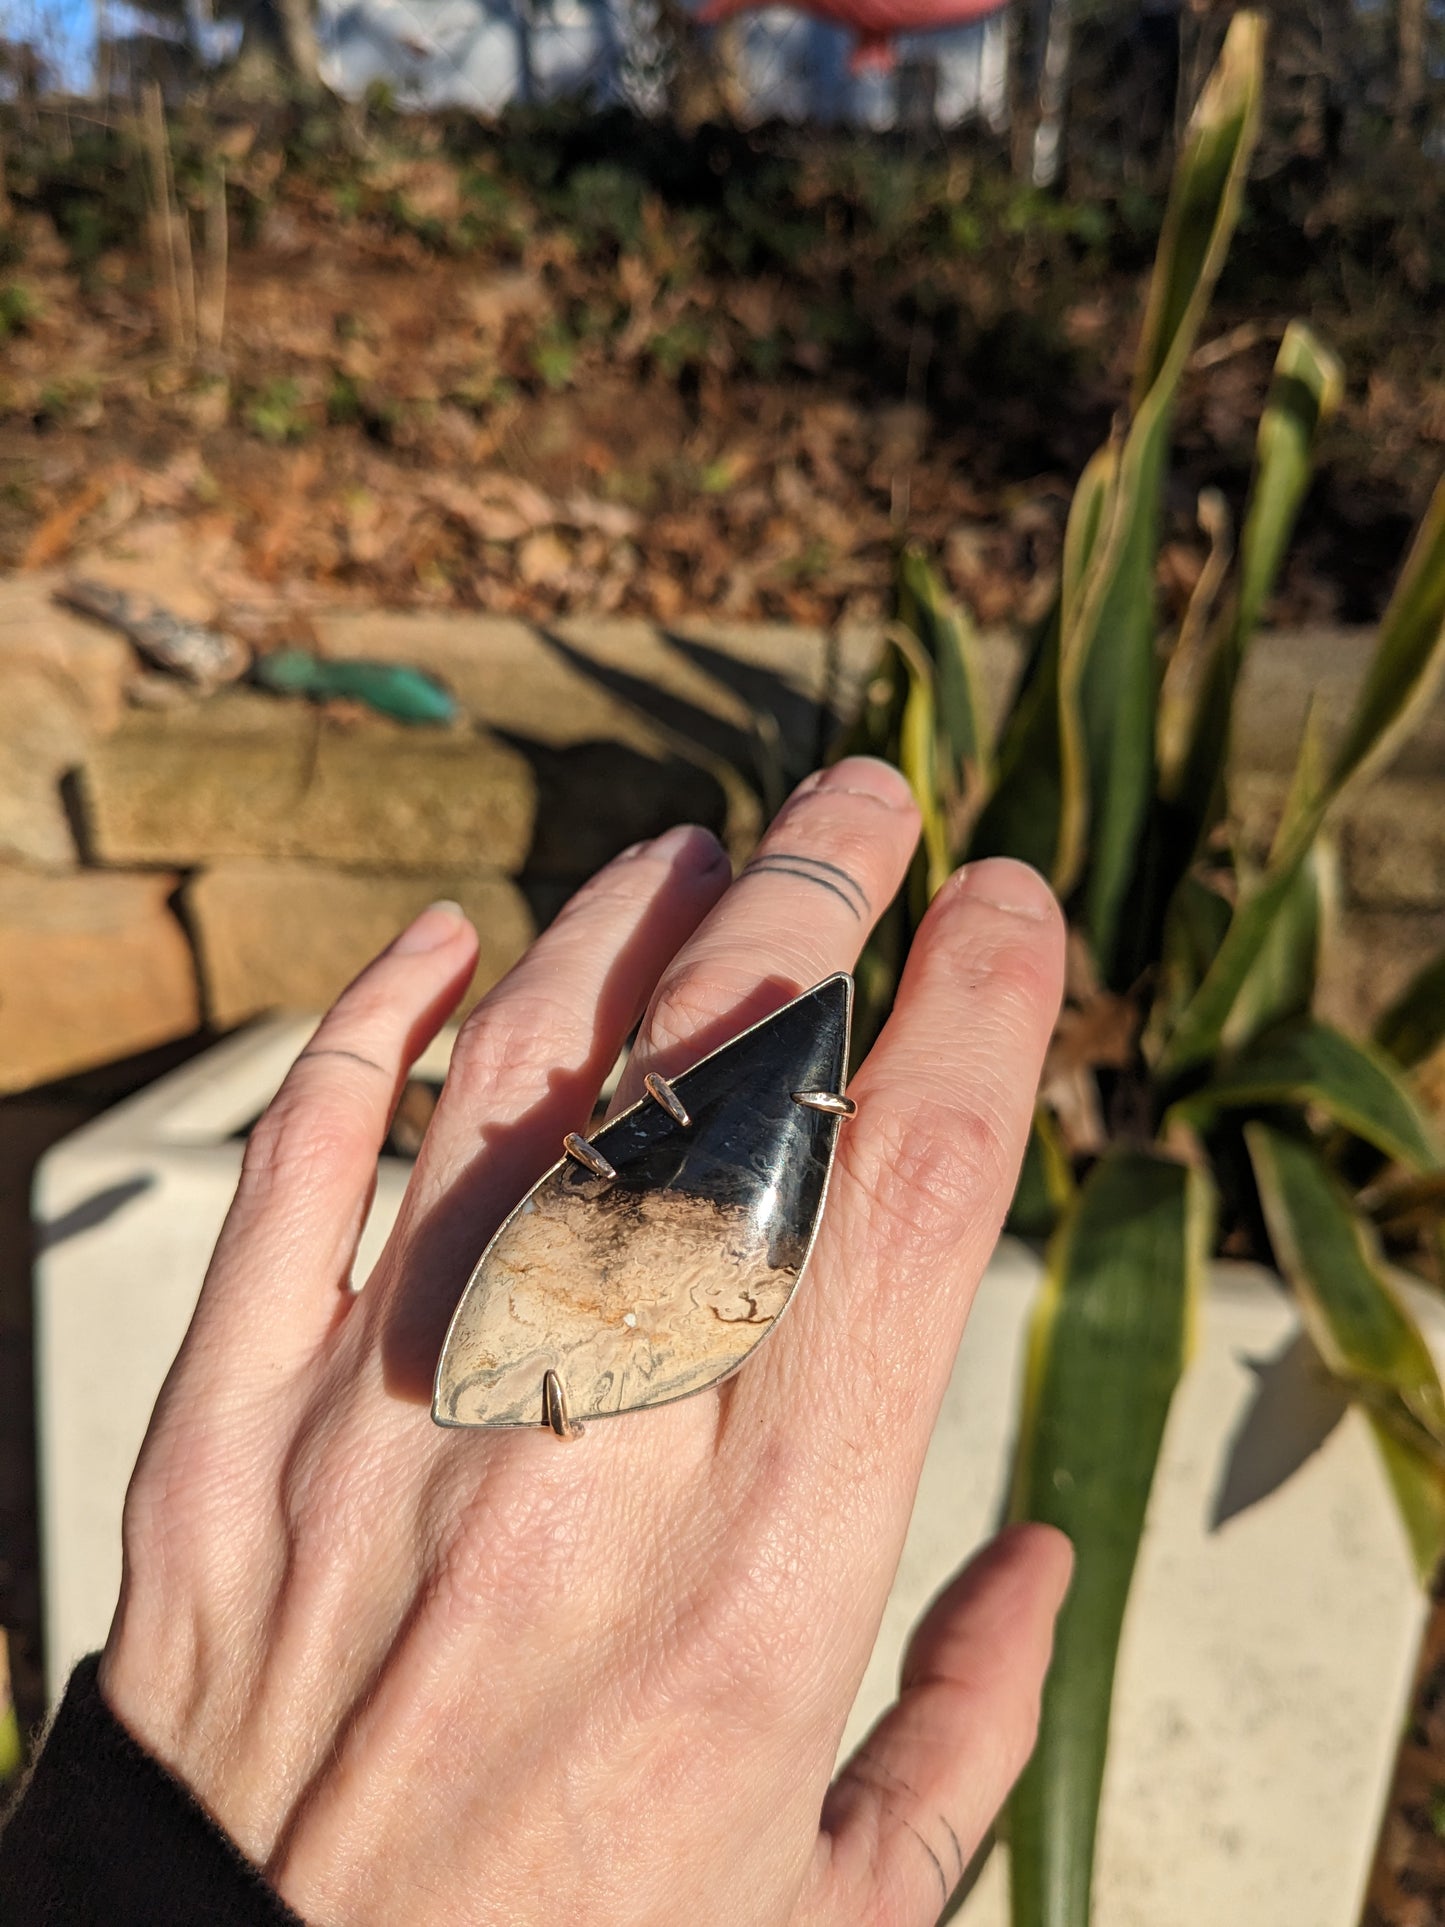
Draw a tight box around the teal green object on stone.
[255,650,460,726]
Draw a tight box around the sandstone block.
[0,572,133,735]
[1317,907,1445,1037]
[0,870,198,1092]
[1231,626,1445,782]
[307,610,828,763]
[0,663,87,869]
[186,862,535,1028]
[80,694,538,874]
[1342,782,1445,911]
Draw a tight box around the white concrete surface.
[34,1018,1436,1922]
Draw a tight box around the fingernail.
[393,900,469,953]
[650,823,729,870]
[950,859,1056,921]
[793,757,915,810]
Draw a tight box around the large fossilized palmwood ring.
[432,974,853,1429]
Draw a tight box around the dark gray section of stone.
[562,975,851,1273]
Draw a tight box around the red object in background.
[696,0,1008,72]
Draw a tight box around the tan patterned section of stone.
[437,1183,795,1427]
[186,862,534,1027]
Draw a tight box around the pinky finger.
[191,900,480,1371]
[813,1525,1073,1927]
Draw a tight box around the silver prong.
[563,1132,617,1180]
[542,1369,584,1441]
[792,1091,857,1119]
[643,1071,691,1129]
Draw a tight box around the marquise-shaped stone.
[433,974,852,1428]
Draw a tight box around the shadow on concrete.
[0,1031,213,1737]
[1210,1328,1349,1532]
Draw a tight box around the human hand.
[98,757,1070,1927]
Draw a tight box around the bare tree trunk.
[1031,0,1072,188]
[653,0,742,125]
[272,0,322,88]
[1396,0,1425,139]
[230,0,323,95]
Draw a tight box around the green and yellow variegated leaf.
[1061,443,1120,638]
[1159,470,1445,1081]
[889,625,951,908]
[897,544,991,797]
[1129,14,1266,404]
[1144,873,1235,1059]
[1235,326,1346,646]
[0,1628,20,1791]
[1220,832,1334,1054]
[835,639,906,766]
[1009,1152,1213,1927]
[1372,1420,1445,1584]
[1329,475,1445,795]
[1064,12,1265,976]
[1180,1017,1443,1172]
[1246,1124,1445,1546]
[968,605,1067,881]
[1157,489,1233,793]
[1166,325,1343,835]
[1376,952,1445,1070]
[1010,1106,1078,1240]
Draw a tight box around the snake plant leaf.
[1156,489,1233,795]
[1009,1151,1212,1927]
[1159,469,1445,1082]
[1218,838,1331,1053]
[1060,444,1120,637]
[1233,327,1346,671]
[0,1630,20,1791]
[889,626,951,909]
[1169,324,1344,843]
[1065,12,1264,976]
[836,599,910,768]
[1328,473,1445,795]
[1376,952,1445,1069]
[971,436,1116,886]
[1373,1420,1445,1584]
[1246,1123,1445,1576]
[1129,14,1266,408]
[969,603,1067,881]
[254,650,461,725]
[1195,707,1331,1056]
[1009,1106,1078,1240]
[1143,873,1235,1058]
[1179,1017,1443,1172]
[897,545,990,795]
[1054,445,1119,896]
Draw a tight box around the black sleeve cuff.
[0,1655,306,1926]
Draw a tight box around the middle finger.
[611,756,920,1112]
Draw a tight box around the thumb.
[813,1524,1073,1927]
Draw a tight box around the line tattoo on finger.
[298,1047,389,1076]
[738,852,869,919]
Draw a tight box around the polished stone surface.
[433,976,851,1427]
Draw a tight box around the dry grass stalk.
[198,165,228,357]
[140,81,196,359]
